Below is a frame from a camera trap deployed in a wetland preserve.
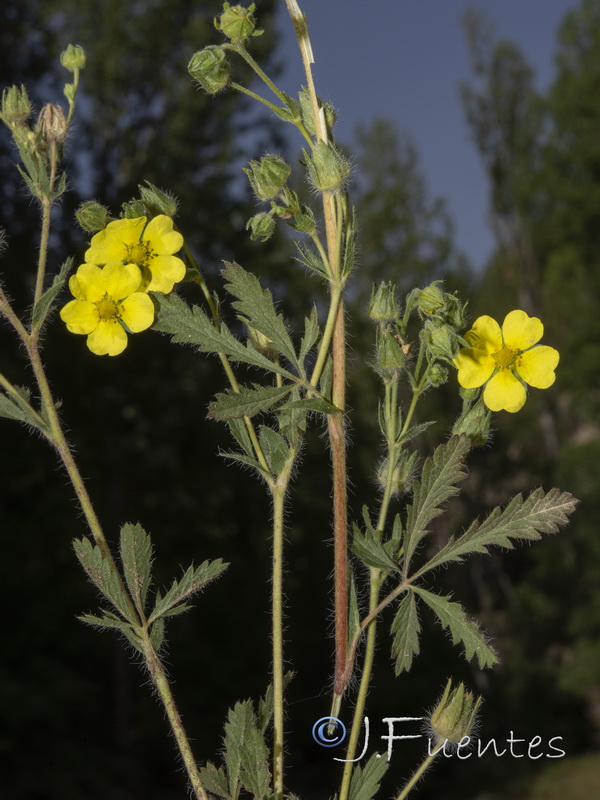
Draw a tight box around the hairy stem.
[395,752,438,800]
[272,483,286,799]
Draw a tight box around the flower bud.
[418,282,445,316]
[215,3,259,43]
[427,362,449,387]
[452,399,491,446]
[377,328,406,371]
[290,205,316,235]
[422,321,458,360]
[1,85,32,126]
[444,292,468,329]
[35,103,67,144]
[60,44,87,72]
[75,201,111,233]
[429,680,481,746]
[246,212,276,242]
[121,200,147,219]
[138,182,178,218]
[188,46,230,94]
[298,87,337,137]
[304,141,350,194]
[368,282,399,323]
[243,154,291,201]
[377,450,418,495]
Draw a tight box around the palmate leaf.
[413,586,498,669]
[153,293,296,381]
[209,383,293,421]
[222,261,300,371]
[403,436,470,572]
[348,751,389,800]
[421,488,578,575]
[390,591,421,675]
[148,559,228,624]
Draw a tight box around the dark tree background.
[1,1,599,798]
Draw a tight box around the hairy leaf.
[403,436,470,571]
[223,261,299,370]
[119,522,153,616]
[293,239,329,277]
[32,257,72,330]
[279,397,338,415]
[259,425,290,476]
[73,538,136,623]
[348,751,389,800]
[148,559,228,624]
[299,305,320,371]
[154,293,296,381]
[239,725,271,798]
[199,762,229,799]
[351,523,398,572]
[422,488,578,575]
[227,417,255,457]
[209,383,292,421]
[224,700,254,796]
[413,586,498,669]
[390,591,421,675]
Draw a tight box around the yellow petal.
[103,262,143,300]
[85,217,146,265]
[60,299,99,334]
[143,215,183,255]
[120,292,155,332]
[68,264,106,302]
[502,309,543,350]
[87,319,128,356]
[517,345,560,389]
[464,315,503,353]
[454,348,495,388]
[483,370,527,413]
[146,255,186,293]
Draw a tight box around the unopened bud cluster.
[214,3,261,44]
[304,141,350,194]
[188,46,231,94]
[429,680,481,746]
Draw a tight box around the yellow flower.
[60,263,155,356]
[454,310,560,413]
[85,215,185,294]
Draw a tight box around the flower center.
[96,297,120,321]
[493,345,518,369]
[126,241,151,267]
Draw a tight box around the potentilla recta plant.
[0,6,576,800]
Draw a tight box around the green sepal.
[209,383,292,421]
[31,257,72,330]
[390,591,420,675]
[413,586,498,669]
[148,559,228,624]
[119,522,153,616]
[348,751,389,800]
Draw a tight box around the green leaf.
[279,397,338,415]
[73,538,136,623]
[228,417,255,457]
[348,567,361,650]
[257,684,274,735]
[351,523,398,572]
[421,488,578,575]
[342,206,358,278]
[79,610,143,652]
[293,240,329,277]
[224,700,254,796]
[319,354,333,402]
[220,451,269,480]
[348,751,389,800]
[222,261,299,371]
[259,426,290,476]
[0,386,40,428]
[149,617,165,651]
[154,293,296,381]
[148,558,228,624]
[119,522,153,616]
[403,436,470,571]
[209,383,292,421]
[396,420,435,447]
[390,591,420,675]
[199,762,230,799]
[299,305,320,370]
[31,257,72,330]
[239,725,271,798]
[413,586,498,669]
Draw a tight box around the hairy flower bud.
[243,154,291,201]
[60,44,87,72]
[377,328,406,371]
[427,362,449,387]
[1,84,32,126]
[304,141,350,194]
[121,200,147,219]
[246,212,276,242]
[290,205,316,235]
[188,46,230,94]
[377,450,418,495]
[369,282,399,323]
[75,201,111,233]
[418,282,445,316]
[452,399,491,446]
[298,87,337,137]
[215,3,260,43]
[138,182,178,218]
[422,321,458,361]
[35,103,67,144]
[429,681,481,746]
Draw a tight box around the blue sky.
[275,0,579,270]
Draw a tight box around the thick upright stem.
[272,484,286,799]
